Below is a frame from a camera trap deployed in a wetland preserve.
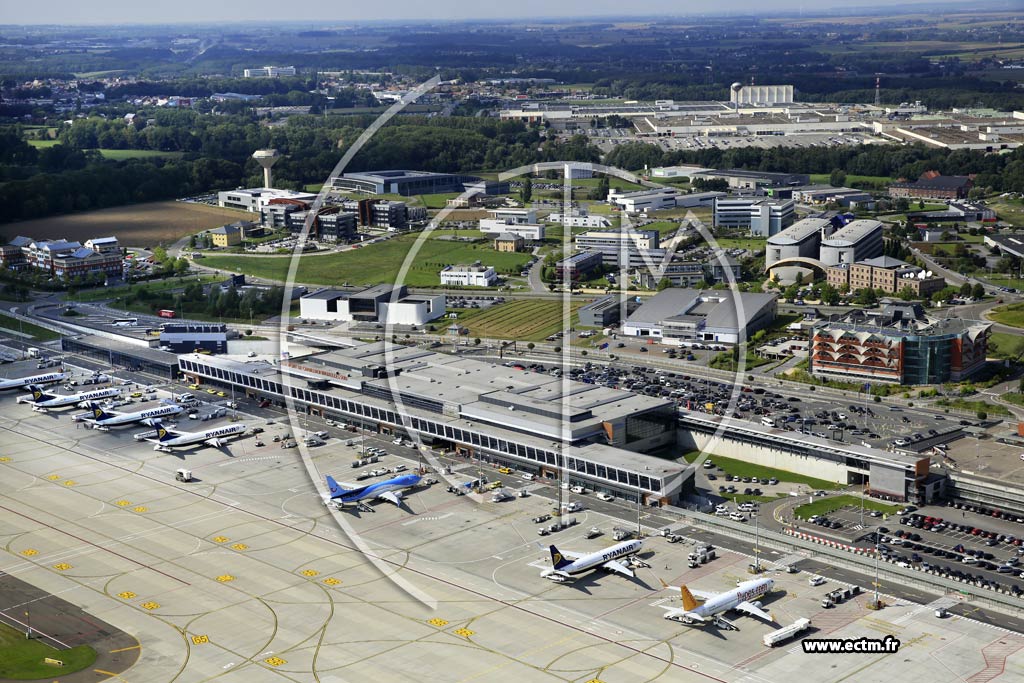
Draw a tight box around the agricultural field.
[1,201,250,248]
[199,234,531,287]
[448,300,583,341]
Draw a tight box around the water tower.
[252,149,280,189]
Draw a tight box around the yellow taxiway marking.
[230,543,248,551]
[212,536,229,543]
[132,506,148,513]
[265,657,287,667]
[300,569,320,577]
[322,577,341,586]
[115,500,132,507]
[216,574,234,582]
[191,635,209,645]
[140,602,160,610]
[428,618,449,627]
[453,628,475,638]
[20,549,37,557]
[63,480,76,486]
[109,645,141,653]
[0,456,10,462]
[94,669,129,681]
[53,563,72,571]
[46,474,60,481]
[117,591,136,599]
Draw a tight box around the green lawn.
[96,149,184,160]
[199,235,531,287]
[445,300,583,341]
[687,453,844,489]
[643,220,686,237]
[988,199,1024,227]
[1001,392,1024,407]
[983,276,1024,291]
[0,622,97,680]
[708,237,767,253]
[794,494,902,520]
[26,140,59,148]
[988,302,1024,329]
[934,397,1010,416]
[988,331,1024,360]
[0,312,59,341]
[416,193,463,209]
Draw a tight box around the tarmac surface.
[2,390,1024,683]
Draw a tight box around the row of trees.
[128,280,285,321]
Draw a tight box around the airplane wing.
[601,559,635,578]
[734,601,774,623]
[376,490,404,506]
[205,438,223,447]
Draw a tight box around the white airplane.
[147,421,248,452]
[18,384,121,411]
[83,401,184,430]
[324,474,422,508]
[541,539,644,582]
[0,371,68,391]
[658,577,775,630]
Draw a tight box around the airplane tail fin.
[87,402,111,420]
[326,475,346,497]
[680,585,700,612]
[549,545,572,571]
[154,423,174,442]
[28,384,50,402]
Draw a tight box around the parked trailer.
[763,618,812,647]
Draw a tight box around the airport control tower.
[252,149,280,189]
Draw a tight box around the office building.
[713,197,795,236]
[330,170,506,197]
[371,200,409,231]
[888,172,972,200]
[0,235,123,280]
[698,169,809,190]
[983,233,1024,259]
[177,342,689,504]
[675,191,727,208]
[729,83,795,107]
[158,323,232,354]
[826,256,946,297]
[494,234,525,252]
[243,66,296,78]
[637,256,742,289]
[478,221,545,241]
[547,209,611,228]
[208,223,244,247]
[299,285,445,326]
[622,288,777,344]
[578,295,636,327]
[439,263,498,287]
[819,219,884,267]
[809,304,990,385]
[608,187,679,213]
[218,187,318,213]
[574,229,664,267]
[555,251,604,281]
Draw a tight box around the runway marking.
[212,536,229,543]
[117,591,137,599]
[191,635,209,645]
[109,645,141,653]
[453,628,475,638]
[46,474,60,480]
[140,601,160,610]
[0,456,10,461]
[216,575,234,582]
[322,577,341,586]
[94,669,128,681]
[230,543,248,551]
[264,657,287,667]
[300,569,320,577]
[115,500,132,506]
[63,480,76,486]
[132,506,148,513]
[428,618,449,627]
[53,563,72,571]
[20,548,37,556]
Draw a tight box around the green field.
[988,331,1024,360]
[199,235,531,287]
[0,622,97,679]
[23,141,183,159]
[0,312,59,341]
[983,276,1024,290]
[416,193,463,209]
[794,495,902,520]
[988,302,1024,329]
[809,173,892,187]
[988,199,1024,227]
[26,140,59,148]
[710,237,767,253]
[70,275,221,303]
[683,452,843,489]
[447,300,583,341]
[643,220,686,237]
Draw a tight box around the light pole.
[24,609,31,639]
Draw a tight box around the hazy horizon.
[3,0,1019,26]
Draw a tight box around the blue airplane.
[325,473,422,507]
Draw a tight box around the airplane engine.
[750,601,763,609]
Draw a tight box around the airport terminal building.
[177,343,691,504]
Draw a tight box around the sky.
[2,0,999,25]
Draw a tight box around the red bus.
[157,309,176,319]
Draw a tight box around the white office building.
[217,187,318,213]
[243,66,297,78]
[299,285,445,326]
[713,197,795,236]
[478,221,545,240]
[623,288,778,345]
[608,187,679,213]
[575,229,664,267]
[440,264,498,287]
[819,220,884,267]
[547,209,611,228]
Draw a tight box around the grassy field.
[809,173,892,187]
[23,141,183,159]
[989,332,1024,360]
[935,397,1010,416]
[0,312,60,341]
[447,300,583,341]
[1002,393,1024,408]
[988,199,1024,227]
[642,220,686,237]
[26,139,59,148]
[416,193,463,209]
[70,275,221,303]
[988,302,1024,329]
[199,234,531,287]
[1,201,250,248]
[683,452,843,489]
[710,237,767,253]
[794,495,903,520]
[0,622,97,679]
